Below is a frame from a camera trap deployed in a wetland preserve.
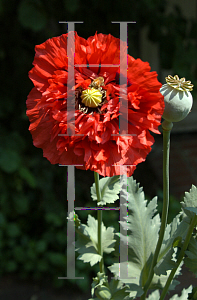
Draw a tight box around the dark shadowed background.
[0,0,197,299]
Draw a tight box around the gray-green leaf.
[185,237,197,277]
[91,176,121,205]
[145,285,193,299]
[108,279,130,300]
[76,215,116,266]
[109,177,181,298]
[181,185,197,220]
[169,285,193,299]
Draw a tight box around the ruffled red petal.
[26,32,164,177]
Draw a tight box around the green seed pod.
[160,75,193,123]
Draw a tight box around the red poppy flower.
[26,32,164,177]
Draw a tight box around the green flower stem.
[141,121,173,300]
[94,171,104,274]
[159,214,197,300]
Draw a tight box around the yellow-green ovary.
[81,88,102,108]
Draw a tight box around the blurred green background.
[0,0,197,294]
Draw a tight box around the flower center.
[75,77,107,114]
[81,88,102,108]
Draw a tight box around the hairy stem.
[94,171,104,273]
[159,214,197,300]
[141,121,173,299]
